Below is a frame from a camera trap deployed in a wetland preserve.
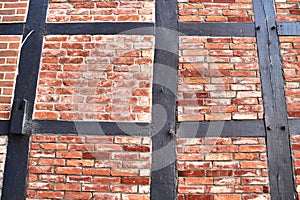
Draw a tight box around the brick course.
[280,36,300,118]
[0,35,22,119]
[0,0,29,23]
[178,0,254,22]
[275,0,300,22]
[27,135,151,200]
[34,35,154,122]
[177,137,270,200]
[291,136,300,198]
[178,36,263,121]
[47,0,155,23]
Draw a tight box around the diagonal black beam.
[177,120,265,138]
[179,22,255,37]
[0,24,24,35]
[150,0,178,199]
[45,22,155,35]
[1,0,48,199]
[253,0,297,199]
[278,22,300,36]
[32,120,150,136]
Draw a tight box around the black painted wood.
[32,120,150,136]
[253,0,297,199]
[288,119,300,135]
[278,22,300,36]
[1,135,30,200]
[0,24,24,35]
[2,0,48,199]
[45,22,154,35]
[150,0,178,199]
[0,121,9,135]
[179,22,255,37]
[177,120,265,138]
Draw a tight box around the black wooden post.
[1,0,48,199]
[253,0,297,199]
[150,0,179,199]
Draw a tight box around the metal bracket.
[9,99,31,135]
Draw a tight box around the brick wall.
[178,36,263,121]
[0,136,7,199]
[34,35,154,122]
[177,137,270,200]
[0,0,29,23]
[27,135,151,200]
[279,36,300,118]
[0,35,22,119]
[47,0,155,23]
[291,136,300,198]
[275,0,300,22]
[178,0,254,22]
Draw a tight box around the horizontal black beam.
[0,24,24,35]
[0,121,9,135]
[288,119,300,135]
[178,22,256,37]
[32,120,150,136]
[176,120,265,138]
[45,22,155,35]
[278,22,300,36]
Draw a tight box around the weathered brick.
[178,36,262,121]
[177,137,269,199]
[27,135,151,199]
[34,35,154,122]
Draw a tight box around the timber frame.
[0,0,300,199]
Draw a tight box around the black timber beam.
[179,22,255,37]
[150,0,178,199]
[45,22,155,35]
[278,22,300,36]
[288,119,300,135]
[32,120,150,136]
[177,120,265,138]
[1,0,48,199]
[0,24,24,35]
[253,0,297,199]
[0,121,9,135]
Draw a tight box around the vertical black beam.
[2,0,48,199]
[150,0,178,199]
[253,0,297,199]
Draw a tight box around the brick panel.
[178,0,254,22]
[26,135,151,200]
[0,0,29,23]
[178,36,263,121]
[280,37,300,118]
[47,0,155,23]
[291,136,300,198]
[275,0,300,22]
[0,136,7,199]
[0,35,22,120]
[34,35,154,122]
[177,137,270,200]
